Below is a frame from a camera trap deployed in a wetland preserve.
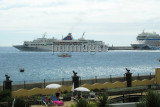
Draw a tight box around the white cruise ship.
[13,33,108,52]
[131,31,160,50]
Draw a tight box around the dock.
[108,46,134,50]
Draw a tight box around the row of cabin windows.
[31,44,45,46]
[30,44,84,45]
[49,43,101,45]
[30,44,104,46]
[30,44,83,45]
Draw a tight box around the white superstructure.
[13,33,108,52]
[131,31,160,50]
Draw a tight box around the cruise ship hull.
[131,44,151,50]
[13,45,51,52]
[131,43,160,50]
[13,45,108,52]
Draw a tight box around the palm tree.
[97,92,110,107]
[137,90,160,107]
[70,98,97,107]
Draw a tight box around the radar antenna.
[43,32,47,38]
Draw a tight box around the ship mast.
[82,32,85,38]
[43,32,47,38]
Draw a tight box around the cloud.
[0,0,160,25]
[0,0,160,46]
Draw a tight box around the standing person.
[56,89,61,100]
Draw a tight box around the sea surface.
[0,47,160,85]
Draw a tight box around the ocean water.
[0,47,160,84]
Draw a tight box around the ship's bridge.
[137,36,147,40]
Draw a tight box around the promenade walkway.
[31,101,75,107]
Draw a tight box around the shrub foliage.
[97,92,109,107]
[137,90,160,107]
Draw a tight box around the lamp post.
[3,74,13,91]
[72,70,79,89]
[125,68,132,87]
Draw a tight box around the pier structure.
[108,46,133,50]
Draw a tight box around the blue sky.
[1,0,160,46]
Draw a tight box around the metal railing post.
[79,76,81,85]
[24,81,26,89]
[44,79,45,88]
[3,81,4,90]
[110,75,112,83]
[138,73,139,80]
[95,76,97,83]
[122,94,125,103]
[62,78,64,85]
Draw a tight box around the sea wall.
[0,75,154,91]
[108,46,133,50]
[12,78,155,97]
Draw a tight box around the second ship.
[13,32,108,52]
[131,30,160,50]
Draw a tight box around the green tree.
[0,90,12,102]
